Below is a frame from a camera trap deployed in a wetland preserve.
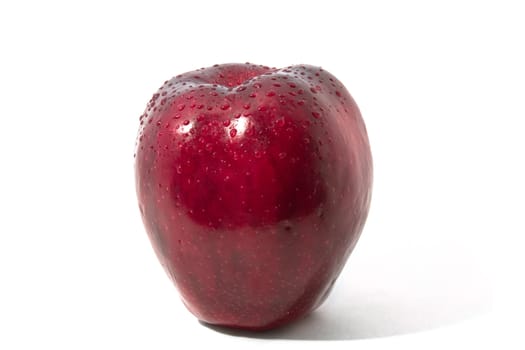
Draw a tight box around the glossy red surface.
[135,63,372,330]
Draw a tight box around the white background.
[0,0,523,349]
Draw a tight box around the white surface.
[0,0,522,349]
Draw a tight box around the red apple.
[135,63,372,330]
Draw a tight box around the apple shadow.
[201,281,492,341]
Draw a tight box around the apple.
[135,63,372,330]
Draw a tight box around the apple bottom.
[179,269,336,331]
[193,273,338,332]
[146,205,361,331]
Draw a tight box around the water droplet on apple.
[249,92,256,98]
[230,129,237,138]
[278,152,287,159]
[220,103,230,110]
[253,83,262,89]
[276,118,285,127]
[312,112,320,119]
[243,103,250,109]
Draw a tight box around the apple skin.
[135,63,372,330]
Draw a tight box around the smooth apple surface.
[135,63,372,330]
